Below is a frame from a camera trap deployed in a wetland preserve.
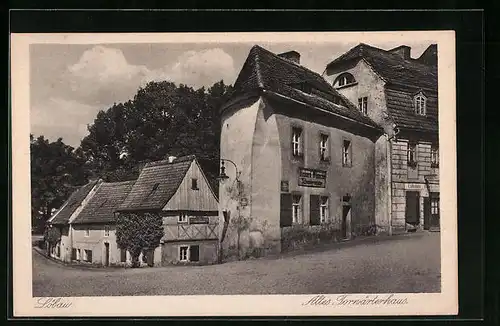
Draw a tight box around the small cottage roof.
[48,180,99,225]
[226,45,381,131]
[117,155,196,212]
[71,180,136,224]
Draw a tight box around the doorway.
[405,191,420,228]
[341,204,351,239]
[104,243,110,266]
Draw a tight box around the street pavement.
[32,232,441,296]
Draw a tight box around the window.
[84,228,90,237]
[292,194,302,224]
[179,246,189,261]
[320,196,329,223]
[334,73,356,88]
[104,226,110,237]
[414,93,427,115]
[292,127,303,157]
[178,213,188,223]
[431,145,439,167]
[342,140,352,167]
[319,134,329,161]
[407,142,417,166]
[191,178,199,190]
[358,97,368,115]
[431,197,439,215]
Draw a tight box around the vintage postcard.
[11,31,457,317]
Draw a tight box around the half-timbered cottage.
[219,45,384,258]
[117,155,219,265]
[324,43,440,233]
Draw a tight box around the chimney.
[388,45,411,60]
[278,50,301,64]
[168,155,177,163]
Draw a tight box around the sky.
[30,40,433,148]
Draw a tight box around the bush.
[281,223,342,252]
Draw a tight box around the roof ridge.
[102,180,136,186]
[253,45,329,83]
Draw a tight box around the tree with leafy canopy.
[78,80,232,193]
[115,212,164,267]
[30,135,89,233]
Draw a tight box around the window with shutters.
[292,194,302,224]
[319,133,329,162]
[342,139,352,167]
[320,196,329,223]
[291,127,303,157]
[179,246,189,261]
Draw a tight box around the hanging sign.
[298,168,327,188]
[189,216,210,224]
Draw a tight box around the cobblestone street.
[32,232,440,297]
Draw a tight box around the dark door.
[430,192,440,229]
[190,245,200,262]
[146,249,154,267]
[341,205,350,239]
[104,243,110,266]
[405,191,420,226]
[423,197,431,230]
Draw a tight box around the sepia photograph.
[11,31,457,316]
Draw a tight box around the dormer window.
[414,93,427,116]
[334,73,356,88]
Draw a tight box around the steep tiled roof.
[71,180,135,224]
[48,180,99,225]
[326,43,438,91]
[227,45,381,130]
[117,155,195,212]
[385,87,438,133]
[327,43,438,133]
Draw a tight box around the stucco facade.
[219,94,382,258]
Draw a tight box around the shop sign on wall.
[298,168,327,188]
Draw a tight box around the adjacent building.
[219,45,385,258]
[323,43,440,233]
[117,155,220,265]
[46,155,219,266]
[70,180,136,266]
